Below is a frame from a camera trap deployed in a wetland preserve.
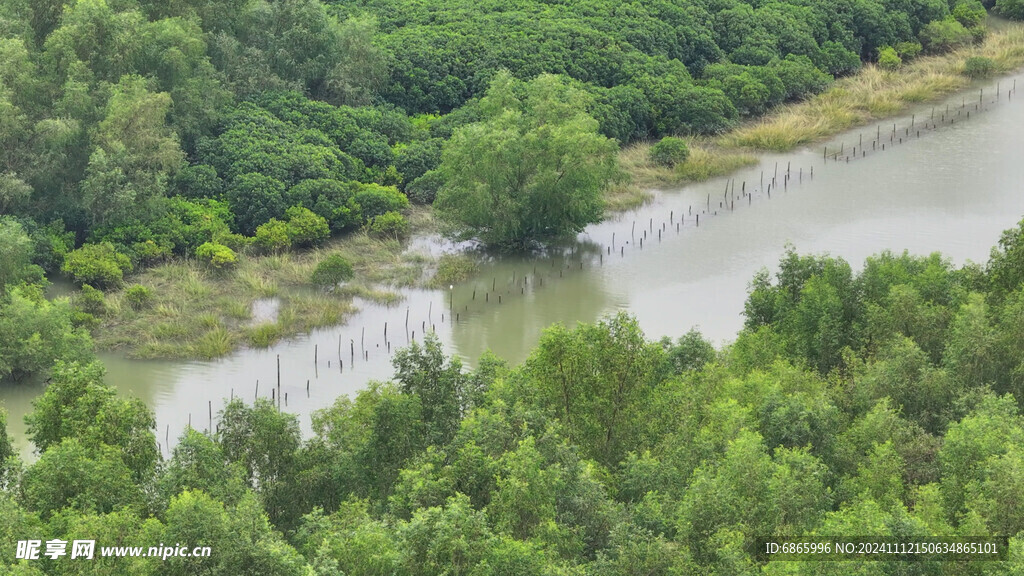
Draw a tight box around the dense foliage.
[5,217,1024,572]
[1,0,1022,570]
[434,72,619,249]
[0,0,1003,260]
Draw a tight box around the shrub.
[964,56,996,78]
[352,183,409,221]
[0,289,94,380]
[124,284,153,310]
[919,18,974,54]
[284,206,330,248]
[254,219,291,253]
[895,41,923,60]
[196,242,238,269]
[310,254,354,287]
[62,243,133,288]
[77,284,106,316]
[131,239,173,264]
[649,137,691,167]
[953,0,987,28]
[997,0,1024,20]
[406,170,445,205]
[877,46,902,70]
[365,211,410,240]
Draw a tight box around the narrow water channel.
[4,73,1024,458]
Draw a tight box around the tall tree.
[435,71,620,250]
[82,75,183,228]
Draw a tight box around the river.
[4,73,1024,458]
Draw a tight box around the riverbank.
[92,22,1024,360]
[94,208,440,359]
[620,19,1024,187]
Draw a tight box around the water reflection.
[4,72,1024,458]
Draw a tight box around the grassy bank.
[621,20,1024,186]
[618,144,759,189]
[724,24,1024,150]
[94,209,438,359]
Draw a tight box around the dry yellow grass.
[722,24,1024,151]
[617,142,758,190]
[617,22,1024,192]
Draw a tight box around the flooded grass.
[94,209,435,359]
[604,181,654,212]
[429,254,480,288]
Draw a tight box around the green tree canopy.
[435,71,620,250]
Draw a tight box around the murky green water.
[5,74,1024,458]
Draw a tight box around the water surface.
[4,74,1023,458]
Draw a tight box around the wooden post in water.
[255,380,258,400]
[276,355,280,406]
[209,401,212,432]
[314,344,317,365]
